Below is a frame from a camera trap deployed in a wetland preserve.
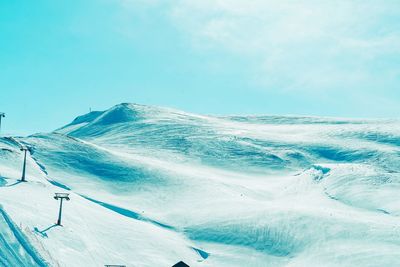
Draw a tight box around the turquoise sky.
[1,0,399,134]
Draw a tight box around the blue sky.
[1,0,399,134]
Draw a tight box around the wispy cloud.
[167,1,399,91]
[115,0,400,101]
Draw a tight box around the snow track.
[0,207,48,267]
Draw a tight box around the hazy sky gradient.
[1,0,399,134]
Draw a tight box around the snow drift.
[0,103,400,266]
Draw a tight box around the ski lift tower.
[0,112,5,133]
[20,146,29,182]
[54,193,70,226]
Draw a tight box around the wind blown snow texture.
[0,103,400,266]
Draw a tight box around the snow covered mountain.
[1,103,400,266]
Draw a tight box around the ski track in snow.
[0,207,48,267]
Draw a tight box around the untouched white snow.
[1,103,400,266]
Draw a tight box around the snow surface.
[1,103,400,266]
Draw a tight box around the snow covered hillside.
[1,103,400,266]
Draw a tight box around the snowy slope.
[1,103,400,266]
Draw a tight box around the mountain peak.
[56,103,193,136]
[94,103,140,125]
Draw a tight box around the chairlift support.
[0,112,5,133]
[54,193,70,226]
[20,146,29,182]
